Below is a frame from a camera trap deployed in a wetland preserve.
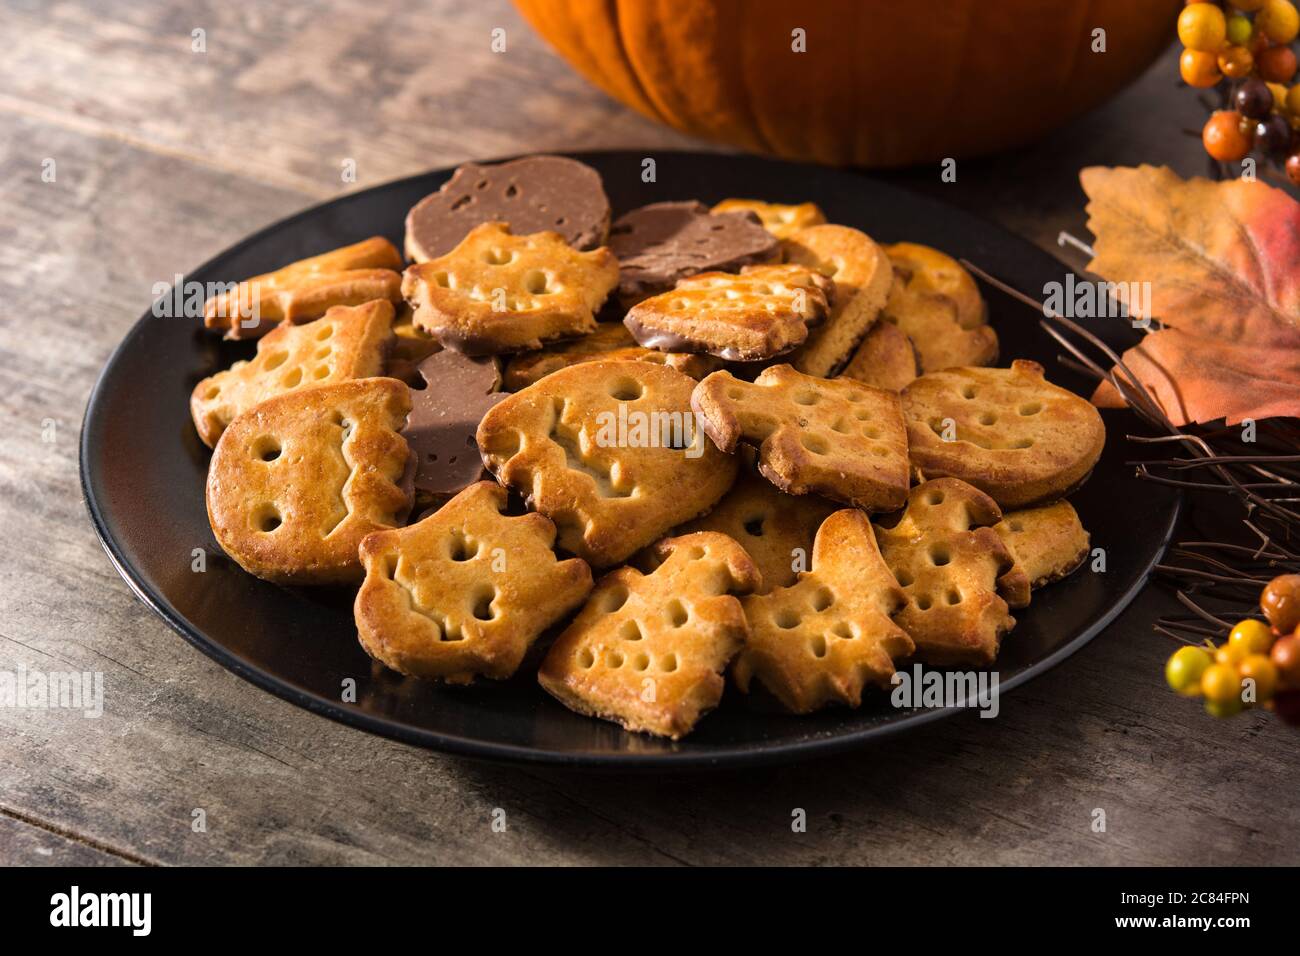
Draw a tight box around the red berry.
[1272,634,1300,687]
[1272,689,1300,725]
[1257,113,1294,157]
[1235,78,1275,118]
[1287,152,1300,186]
[1258,43,1298,83]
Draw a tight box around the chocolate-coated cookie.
[608,201,779,304]
[403,350,508,504]
[404,156,610,262]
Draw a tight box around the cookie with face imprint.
[901,360,1106,509]
[191,300,395,448]
[624,264,832,362]
[874,478,1019,667]
[691,364,910,512]
[675,466,837,593]
[711,198,826,239]
[734,509,913,714]
[402,222,618,356]
[356,482,593,683]
[404,155,611,262]
[538,531,760,738]
[206,377,413,585]
[477,359,738,567]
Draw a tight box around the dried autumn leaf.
[1080,165,1300,425]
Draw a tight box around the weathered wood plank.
[0,812,138,866]
[0,0,703,198]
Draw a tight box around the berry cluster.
[1165,574,1300,723]
[1178,1,1300,183]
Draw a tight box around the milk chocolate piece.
[403,350,508,502]
[404,156,611,262]
[608,201,780,303]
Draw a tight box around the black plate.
[81,151,1179,769]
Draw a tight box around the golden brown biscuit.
[203,237,403,340]
[784,225,893,377]
[356,482,592,683]
[386,303,442,385]
[839,319,919,392]
[206,377,412,585]
[875,478,1018,666]
[902,360,1106,509]
[191,300,395,448]
[676,468,836,593]
[538,532,760,738]
[402,222,618,356]
[477,360,738,567]
[692,364,909,512]
[994,500,1090,599]
[735,509,913,714]
[883,242,997,371]
[711,199,827,239]
[624,264,832,362]
[503,322,715,391]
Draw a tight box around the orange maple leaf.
[1080,165,1300,425]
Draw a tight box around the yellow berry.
[1258,0,1300,44]
[1216,641,1249,666]
[1227,13,1254,46]
[1167,645,1213,695]
[1202,662,1244,704]
[1179,3,1229,51]
[1239,654,1280,703]
[1229,619,1275,656]
[1287,84,1300,116]
[1267,82,1291,111]
[1206,697,1245,718]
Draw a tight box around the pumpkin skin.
[513,0,1181,167]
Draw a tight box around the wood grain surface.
[1,0,1295,866]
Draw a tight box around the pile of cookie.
[192,155,1104,739]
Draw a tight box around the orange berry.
[1287,84,1300,116]
[1258,0,1300,44]
[1240,654,1280,703]
[1230,619,1275,656]
[1203,110,1254,161]
[1259,43,1298,82]
[1183,47,1224,86]
[1179,3,1228,52]
[1288,152,1300,186]
[1262,573,1300,633]
[1218,45,1254,78]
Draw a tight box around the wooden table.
[2,0,1295,866]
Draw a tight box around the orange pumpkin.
[513,0,1181,167]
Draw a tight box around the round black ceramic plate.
[81,150,1179,769]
